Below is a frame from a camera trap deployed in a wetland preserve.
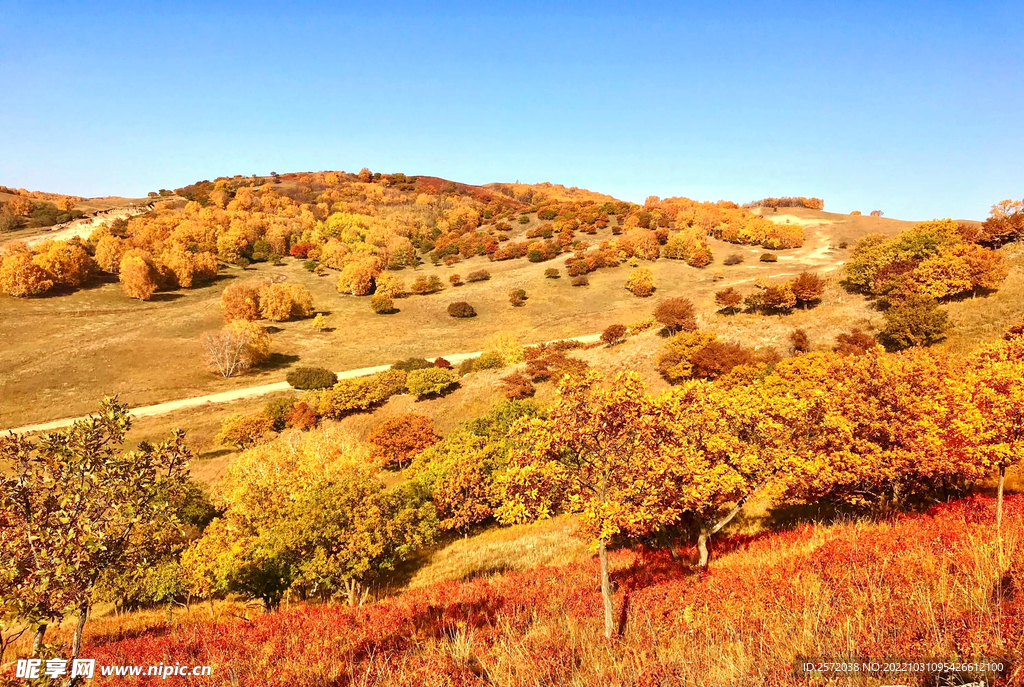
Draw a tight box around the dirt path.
[4,333,602,435]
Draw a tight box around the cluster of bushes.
[221,279,314,322]
[712,272,826,315]
[845,219,1008,304]
[744,196,825,210]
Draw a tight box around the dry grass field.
[0,208,920,429]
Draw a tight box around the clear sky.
[1,1,1021,220]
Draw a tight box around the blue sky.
[1,1,1021,219]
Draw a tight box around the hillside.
[11,496,1020,686]
[0,173,924,429]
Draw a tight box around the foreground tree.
[654,297,697,333]
[498,372,682,639]
[0,399,191,658]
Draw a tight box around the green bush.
[371,293,395,314]
[518,215,531,224]
[392,357,433,372]
[264,396,299,431]
[286,367,338,390]
[544,268,560,279]
[880,297,949,350]
[472,351,504,370]
[448,301,477,318]
[759,253,778,263]
[406,367,460,397]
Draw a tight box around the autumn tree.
[119,254,158,300]
[201,320,271,377]
[498,372,683,639]
[601,324,627,346]
[715,287,743,313]
[0,252,53,297]
[216,413,275,449]
[625,267,655,297]
[182,427,435,609]
[367,414,441,468]
[221,281,262,322]
[969,341,1024,528]
[790,271,825,307]
[259,282,314,321]
[880,296,949,350]
[32,242,95,288]
[654,297,697,333]
[0,398,191,658]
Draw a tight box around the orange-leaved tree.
[969,338,1024,529]
[497,371,683,639]
[367,413,440,469]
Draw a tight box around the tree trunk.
[208,597,215,620]
[599,539,614,640]
[997,464,1006,531]
[31,624,46,657]
[166,600,174,624]
[71,603,89,660]
[697,530,710,568]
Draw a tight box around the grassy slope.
[9,496,1020,686]
[0,208,920,428]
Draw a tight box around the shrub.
[880,297,949,349]
[790,328,810,353]
[654,297,697,333]
[834,328,877,356]
[601,324,627,346]
[286,367,338,390]
[723,253,744,266]
[434,357,452,369]
[456,359,476,376]
[509,288,526,307]
[487,332,525,365]
[850,210,862,216]
[544,268,560,278]
[689,340,757,380]
[368,414,440,468]
[448,301,476,318]
[371,293,395,314]
[759,253,778,263]
[285,401,318,430]
[317,369,408,418]
[501,372,536,399]
[410,275,444,294]
[216,412,275,449]
[472,351,505,371]
[716,286,741,315]
[1006,315,1024,340]
[518,215,530,224]
[791,272,826,306]
[391,357,433,372]
[406,367,460,397]
[625,268,654,297]
[571,275,589,287]
[538,208,558,220]
[264,396,299,431]
[761,283,797,312]
[466,270,490,282]
[303,259,316,271]
[289,243,316,258]
[449,274,463,286]
[626,317,657,335]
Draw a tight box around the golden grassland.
[0,209,921,429]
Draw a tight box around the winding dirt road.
[4,334,602,435]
